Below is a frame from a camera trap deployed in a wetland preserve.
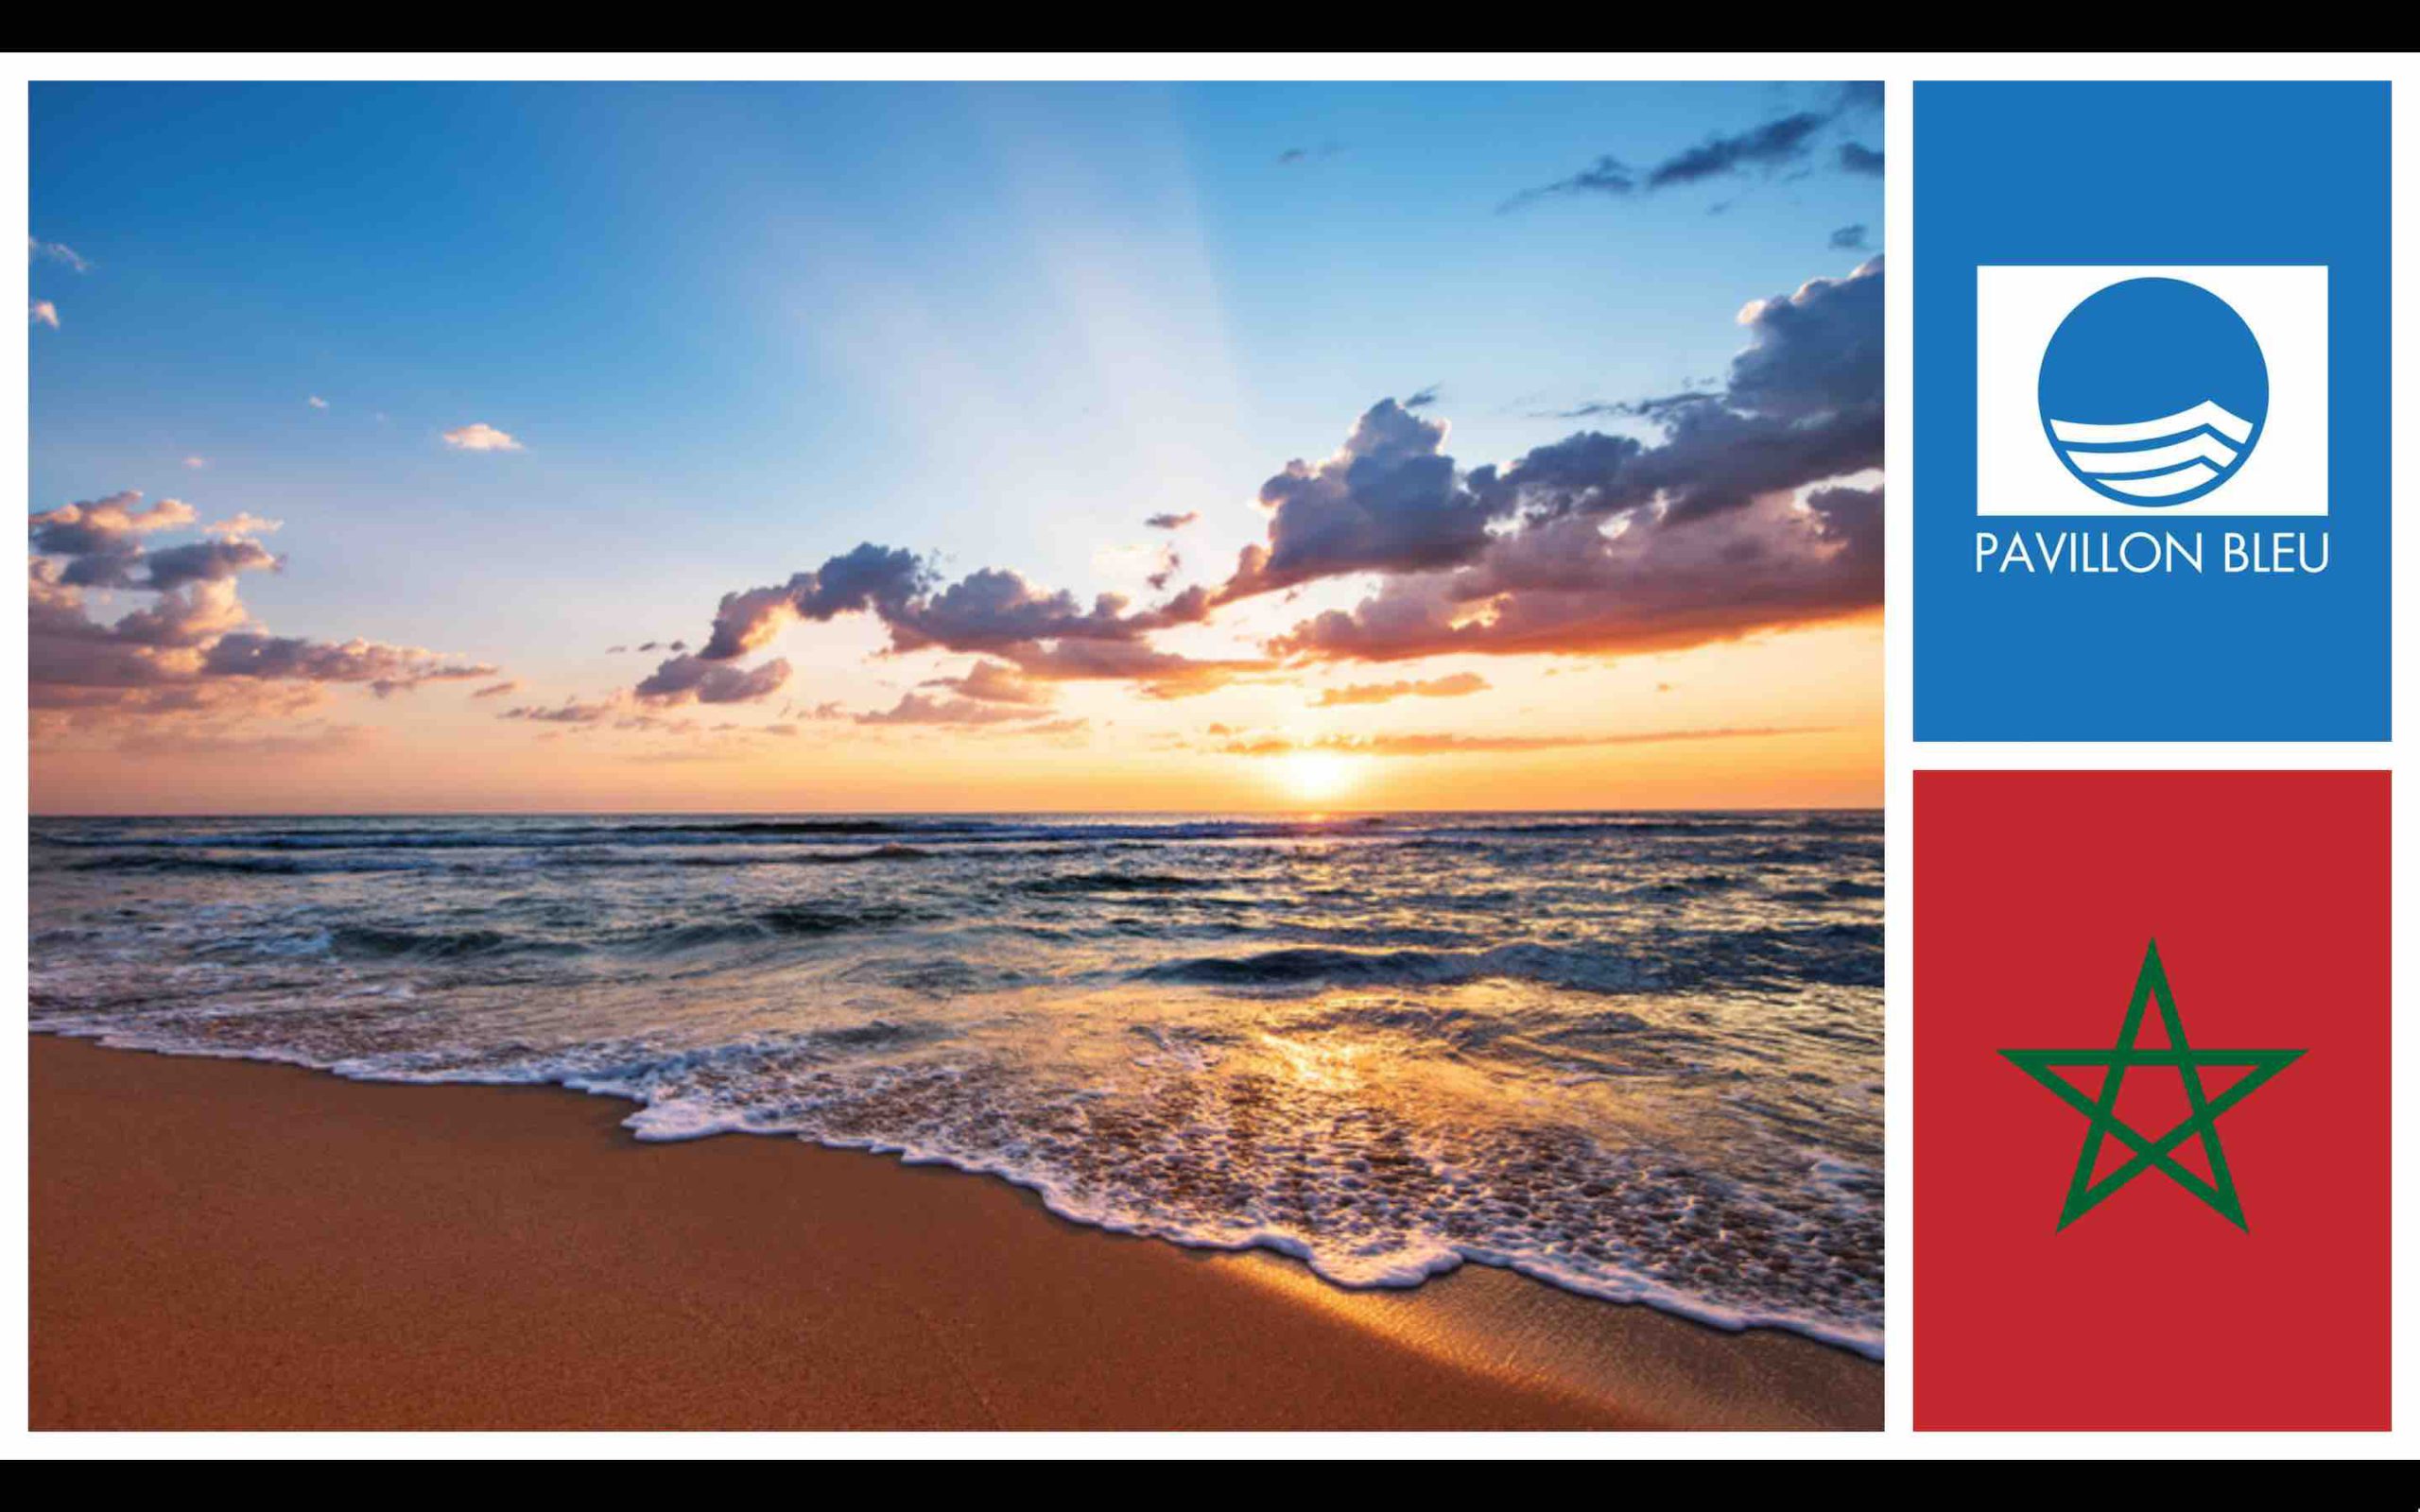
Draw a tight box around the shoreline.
[30,1034,1881,1431]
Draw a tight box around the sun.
[1276,749,1365,804]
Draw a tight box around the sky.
[28,81,1883,814]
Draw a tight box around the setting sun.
[1276,749,1367,803]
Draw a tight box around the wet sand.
[30,1035,1880,1431]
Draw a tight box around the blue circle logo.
[2037,277,2268,507]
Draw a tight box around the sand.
[29,1035,1880,1431]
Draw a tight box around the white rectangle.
[1975,265,2329,517]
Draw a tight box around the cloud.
[1208,258,1881,650]
[1496,155,1636,213]
[29,300,59,329]
[31,491,197,554]
[471,679,521,698]
[28,492,502,730]
[29,238,91,273]
[1000,637,1262,699]
[29,492,284,594]
[1213,397,1497,602]
[201,633,501,696]
[182,456,209,470]
[30,492,207,587]
[441,421,522,452]
[922,660,1052,706]
[695,543,929,661]
[1145,511,1200,531]
[1647,112,1829,189]
[630,258,1881,730]
[307,396,329,409]
[852,693,1053,727]
[1269,483,1880,662]
[632,653,792,706]
[1309,672,1490,707]
[499,698,619,725]
[203,512,282,539]
[1726,257,1884,426]
[1502,85,1883,212]
[111,577,251,648]
[1830,223,1869,250]
[638,541,1256,713]
[885,566,1208,655]
[140,537,281,591]
[1248,263,1882,662]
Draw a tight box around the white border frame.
[6,51,2411,1461]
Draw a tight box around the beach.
[30,1035,1881,1431]
[27,813,1887,1356]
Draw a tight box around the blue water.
[27,810,1883,1355]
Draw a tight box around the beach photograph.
[26,78,1885,1434]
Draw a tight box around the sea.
[26,810,1884,1357]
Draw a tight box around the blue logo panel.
[1916,83,2389,740]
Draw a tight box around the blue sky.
[30,82,1883,812]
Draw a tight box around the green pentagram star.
[1999,938,2304,1232]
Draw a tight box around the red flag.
[1915,770,2390,1430]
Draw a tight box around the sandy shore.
[30,1035,1880,1431]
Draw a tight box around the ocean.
[26,810,1883,1357]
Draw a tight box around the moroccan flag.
[1915,770,2390,1431]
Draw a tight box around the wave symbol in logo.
[2037,278,2269,507]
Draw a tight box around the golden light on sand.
[1276,749,1366,803]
